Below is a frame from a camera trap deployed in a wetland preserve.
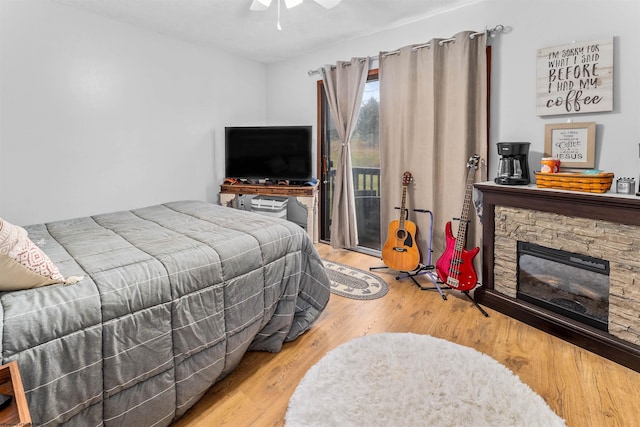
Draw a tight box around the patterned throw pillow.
[0,217,66,291]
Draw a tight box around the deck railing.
[327,166,381,250]
[328,166,380,196]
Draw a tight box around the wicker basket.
[534,171,614,193]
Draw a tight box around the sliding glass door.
[318,71,380,253]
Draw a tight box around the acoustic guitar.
[382,171,420,272]
[435,155,480,291]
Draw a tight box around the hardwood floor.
[172,244,640,427]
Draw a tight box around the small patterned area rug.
[322,259,388,300]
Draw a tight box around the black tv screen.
[225,126,313,182]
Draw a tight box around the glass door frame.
[316,69,380,248]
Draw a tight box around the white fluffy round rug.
[285,333,566,427]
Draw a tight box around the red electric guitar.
[435,155,480,291]
[382,172,420,272]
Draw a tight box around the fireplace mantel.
[475,181,640,372]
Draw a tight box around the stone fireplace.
[475,182,640,372]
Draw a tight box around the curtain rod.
[307,24,505,76]
[307,56,377,76]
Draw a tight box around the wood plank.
[0,362,31,426]
[171,244,640,427]
[220,183,317,197]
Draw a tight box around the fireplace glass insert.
[517,241,609,331]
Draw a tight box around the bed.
[0,200,331,426]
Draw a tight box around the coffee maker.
[494,142,531,185]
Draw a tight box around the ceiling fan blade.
[313,0,341,8]
[249,0,272,11]
[284,0,303,8]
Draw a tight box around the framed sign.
[536,37,613,116]
[544,122,596,168]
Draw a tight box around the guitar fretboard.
[398,185,407,231]
[454,158,478,252]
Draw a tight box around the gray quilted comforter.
[1,201,330,426]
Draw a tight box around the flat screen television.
[225,126,313,182]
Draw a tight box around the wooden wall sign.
[536,37,613,116]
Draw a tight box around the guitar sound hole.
[396,230,407,240]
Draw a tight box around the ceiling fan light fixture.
[314,0,342,9]
[249,0,343,30]
[249,0,272,11]
[284,0,303,8]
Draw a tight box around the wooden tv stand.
[219,182,319,243]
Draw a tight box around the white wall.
[266,0,640,186]
[2,0,639,225]
[0,0,266,225]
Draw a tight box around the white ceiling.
[51,0,482,63]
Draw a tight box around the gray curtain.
[322,57,369,249]
[379,31,488,267]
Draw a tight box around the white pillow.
[0,217,66,291]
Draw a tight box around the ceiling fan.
[250,0,342,30]
[249,0,342,11]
